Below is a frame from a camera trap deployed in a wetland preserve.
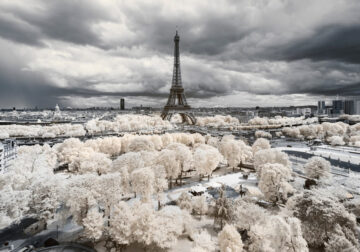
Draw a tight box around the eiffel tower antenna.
[161,31,196,124]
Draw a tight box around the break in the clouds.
[0,0,360,108]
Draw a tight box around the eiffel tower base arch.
[161,109,196,125]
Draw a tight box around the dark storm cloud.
[0,14,43,46]
[280,25,360,64]
[309,82,360,96]
[0,67,62,108]
[0,0,109,46]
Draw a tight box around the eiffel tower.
[161,31,196,124]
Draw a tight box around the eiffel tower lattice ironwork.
[161,31,196,124]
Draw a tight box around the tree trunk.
[158,200,161,210]
[208,175,210,181]
[199,174,202,182]
[179,172,183,186]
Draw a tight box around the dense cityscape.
[1,1,360,252]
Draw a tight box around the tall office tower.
[332,100,344,115]
[344,100,355,115]
[317,101,326,114]
[120,98,125,110]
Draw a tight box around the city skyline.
[0,0,360,108]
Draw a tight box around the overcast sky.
[0,0,359,108]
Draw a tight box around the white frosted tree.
[258,163,294,204]
[230,198,269,232]
[83,207,104,241]
[191,195,208,216]
[218,224,243,252]
[166,143,193,184]
[0,185,31,229]
[177,192,193,213]
[325,224,359,252]
[28,175,64,223]
[304,156,332,180]
[92,173,123,218]
[156,149,181,188]
[128,136,155,152]
[153,165,168,209]
[219,137,242,171]
[192,229,215,252]
[287,190,359,250]
[206,136,219,148]
[109,201,134,247]
[255,130,272,139]
[161,133,173,147]
[112,152,144,174]
[152,206,189,249]
[62,174,103,224]
[69,149,112,175]
[253,148,291,179]
[150,135,163,150]
[328,135,345,146]
[214,185,231,229]
[252,138,270,155]
[248,216,308,252]
[131,167,155,202]
[55,137,84,165]
[219,136,252,172]
[193,144,222,180]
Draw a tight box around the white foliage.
[254,148,291,179]
[252,138,271,155]
[192,229,215,252]
[231,199,269,231]
[161,133,173,147]
[219,136,252,169]
[83,207,104,241]
[156,149,181,180]
[69,149,112,175]
[287,190,359,249]
[166,143,193,172]
[112,152,144,174]
[111,203,188,249]
[194,144,222,177]
[85,114,173,134]
[304,156,332,180]
[0,124,86,138]
[131,167,155,202]
[196,115,239,128]
[153,165,168,202]
[218,224,243,252]
[327,135,345,146]
[128,136,155,152]
[255,130,272,139]
[248,216,308,252]
[258,163,294,203]
[109,201,134,245]
[177,192,193,212]
[191,195,208,215]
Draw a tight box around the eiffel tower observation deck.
[161,31,196,124]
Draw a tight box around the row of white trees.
[0,114,321,139]
[281,121,360,146]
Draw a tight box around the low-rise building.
[0,139,17,173]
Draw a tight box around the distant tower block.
[161,31,196,124]
[120,98,125,110]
